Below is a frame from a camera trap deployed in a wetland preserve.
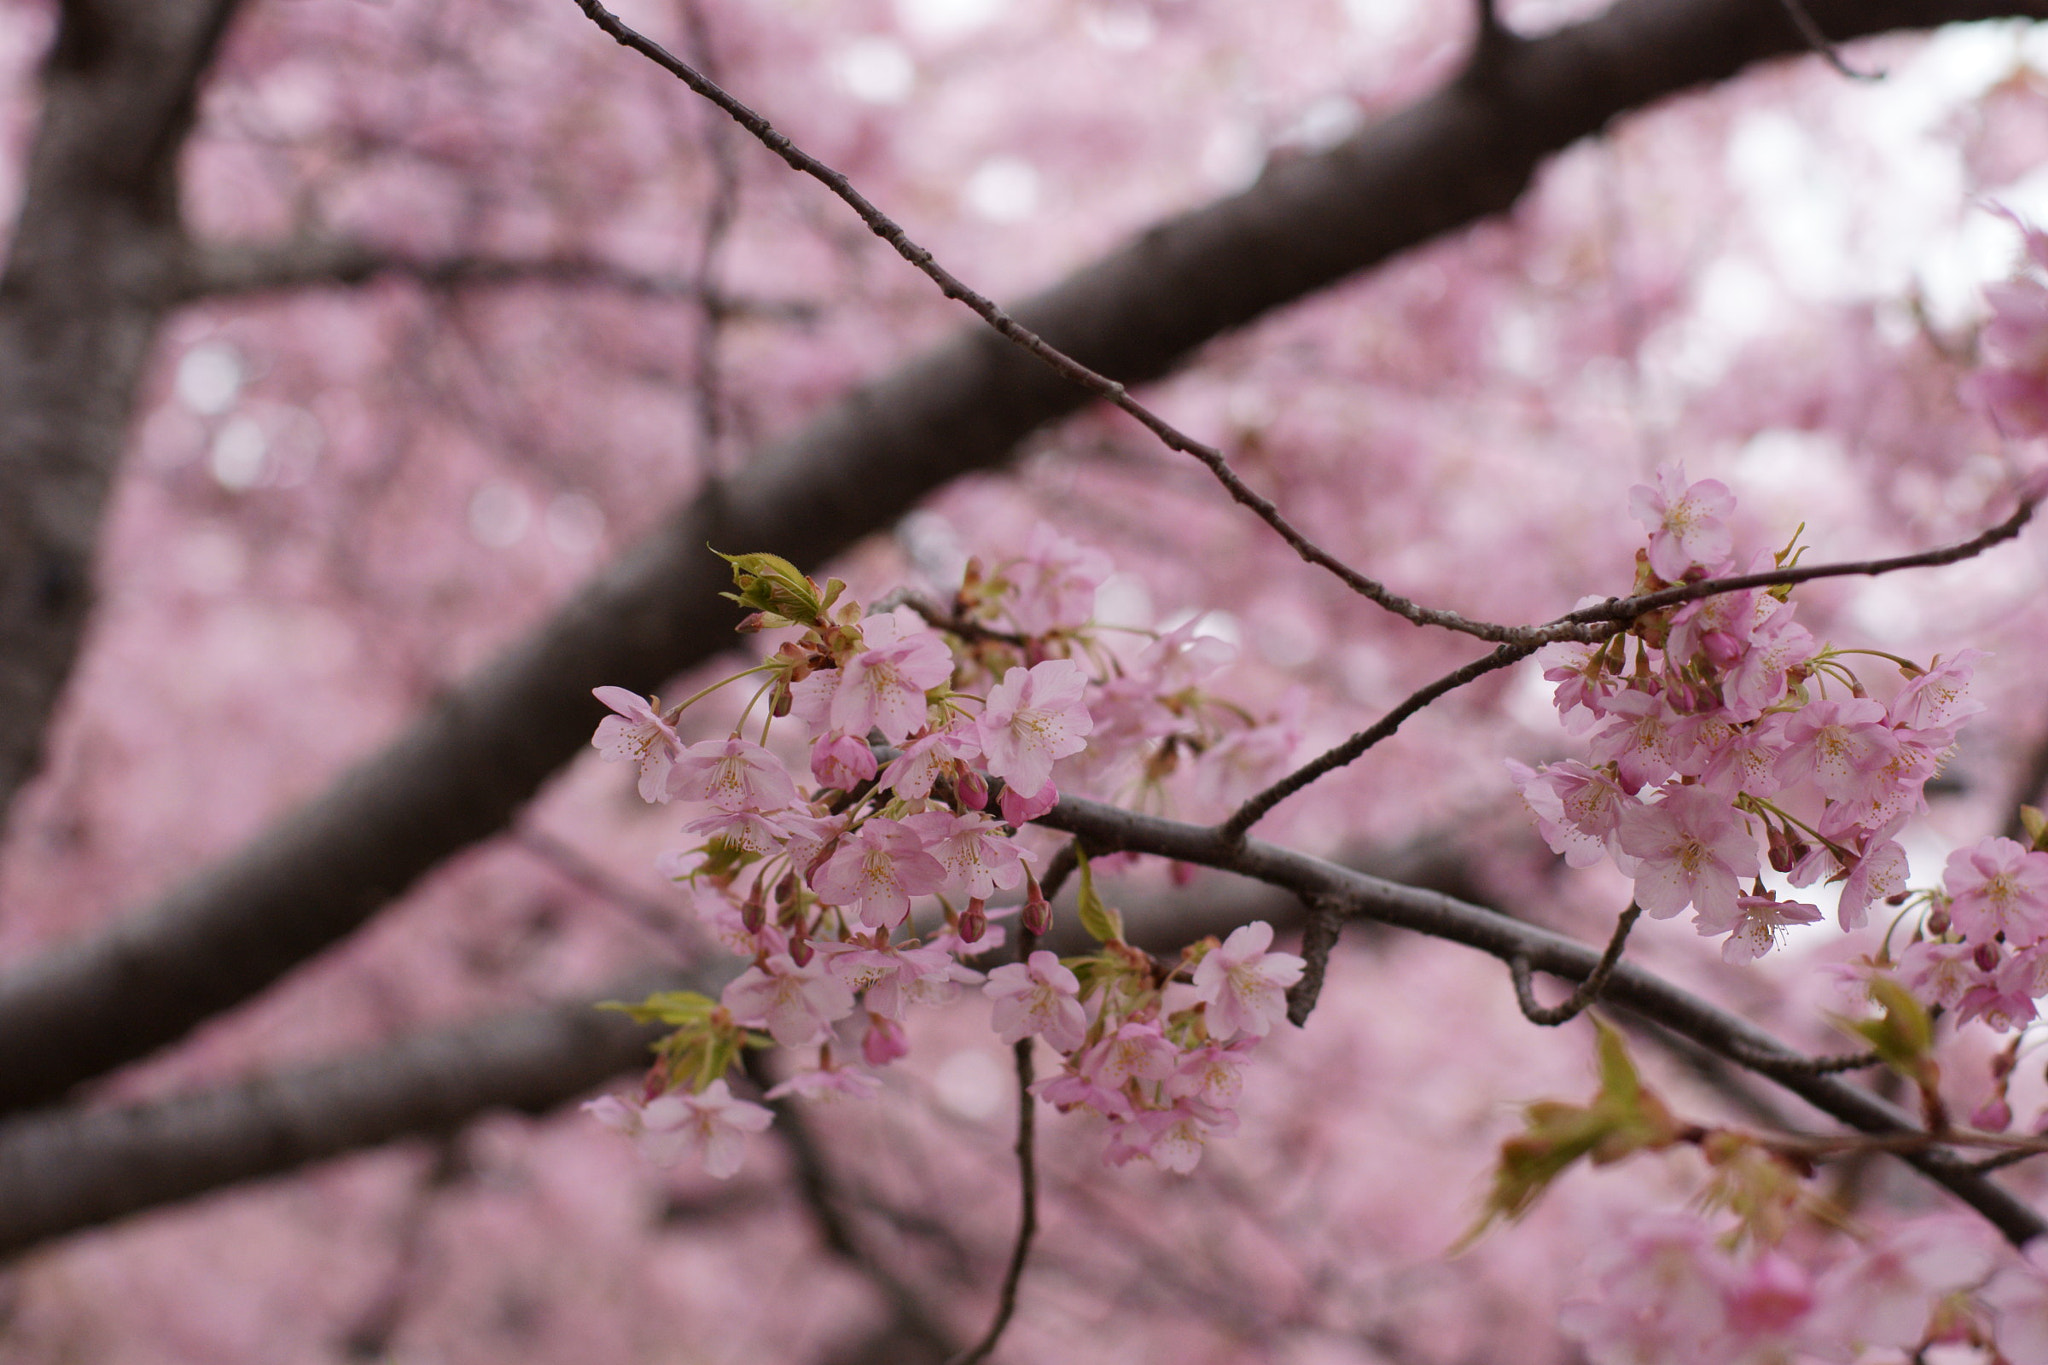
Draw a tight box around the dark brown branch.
[0,967,710,1257]
[4,0,2042,1116]
[947,1037,1038,1365]
[1773,0,1885,78]
[1034,796,2048,1247]
[1285,896,1345,1026]
[1222,643,1539,839]
[1509,902,1642,1026]
[0,0,247,829]
[173,237,813,318]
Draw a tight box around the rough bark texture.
[0,0,2041,1118]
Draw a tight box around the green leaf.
[598,990,718,1026]
[715,549,827,625]
[1074,847,1124,944]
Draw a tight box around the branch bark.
[0,0,243,827]
[0,0,2039,1117]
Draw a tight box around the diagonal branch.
[1035,796,2048,1247]
[2,0,2040,1118]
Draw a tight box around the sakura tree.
[8,0,2048,1361]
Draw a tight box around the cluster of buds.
[584,531,1299,1177]
[1513,465,1983,963]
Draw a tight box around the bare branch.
[173,237,814,318]
[1510,903,1642,1026]
[0,967,710,1256]
[1037,795,2048,1247]
[4,0,2040,1116]
[946,1036,1039,1365]
[1774,0,1886,79]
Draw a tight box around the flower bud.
[1022,873,1052,937]
[1975,941,2003,973]
[1925,905,1950,935]
[789,927,815,968]
[1973,1096,2014,1132]
[958,768,990,812]
[741,890,766,936]
[863,1014,909,1067]
[959,899,988,944]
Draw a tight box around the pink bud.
[863,1014,909,1066]
[741,891,766,935]
[958,768,990,811]
[1976,941,2004,973]
[1022,875,1052,937]
[959,899,988,944]
[789,929,815,968]
[1926,905,1951,935]
[1973,1096,2014,1132]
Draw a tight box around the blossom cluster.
[583,531,1300,1178]
[1512,465,1983,965]
[1561,1212,2048,1365]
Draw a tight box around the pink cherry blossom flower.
[1722,602,1817,722]
[1889,649,1987,733]
[1002,524,1113,634]
[1693,889,1821,963]
[1090,1019,1179,1088]
[1811,1216,1995,1355]
[862,1013,909,1066]
[1629,463,1735,582]
[1164,1040,1255,1112]
[721,953,858,1047]
[809,733,878,790]
[668,736,798,812]
[985,949,1088,1052]
[1103,1099,1237,1174]
[1945,837,2048,949]
[1191,920,1305,1040]
[592,686,682,803]
[1035,1065,1136,1120]
[828,609,956,744]
[586,1081,772,1178]
[1509,759,1633,870]
[977,659,1094,796]
[1774,698,1897,804]
[815,939,981,1019]
[1896,940,1984,1011]
[1616,783,1759,923]
[904,810,1030,900]
[678,806,792,856]
[1836,817,1910,931]
[809,817,947,929]
[998,776,1060,826]
[1587,689,1698,791]
[878,719,979,799]
[765,1059,884,1102]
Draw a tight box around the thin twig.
[1221,642,1538,839]
[1772,0,1884,81]
[1509,903,1642,1026]
[567,0,1535,647]
[1561,501,2034,629]
[1286,896,1345,1026]
[948,919,1041,1365]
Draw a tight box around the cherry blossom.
[1616,785,1759,923]
[585,1083,773,1178]
[1628,465,1735,582]
[722,953,858,1046]
[1944,837,2048,949]
[669,737,799,812]
[985,950,1088,1052]
[591,686,682,803]
[810,817,948,929]
[977,658,1094,795]
[1189,921,1305,1039]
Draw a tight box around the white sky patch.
[1082,6,1154,50]
[933,1048,1007,1119]
[963,156,1039,223]
[545,493,606,556]
[832,37,915,105]
[468,481,532,548]
[896,0,1004,42]
[177,342,243,416]
[208,416,267,490]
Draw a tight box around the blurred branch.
[1773,0,1885,78]
[173,237,815,319]
[1035,795,2048,1248]
[0,967,707,1257]
[2,0,2041,1116]
[0,0,245,831]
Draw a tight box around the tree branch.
[2,0,2040,1116]
[1036,796,2048,1247]
[0,967,707,1257]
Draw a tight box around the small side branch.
[1510,904,1642,1026]
[1720,1039,1882,1079]
[1221,642,1538,840]
[1773,0,1884,81]
[1286,897,1345,1026]
[946,1037,1039,1365]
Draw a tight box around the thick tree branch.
[0,0,245,828]
[0,967,703,1257]
[1035,797,2048,1247]
[1,0,2040,1117]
